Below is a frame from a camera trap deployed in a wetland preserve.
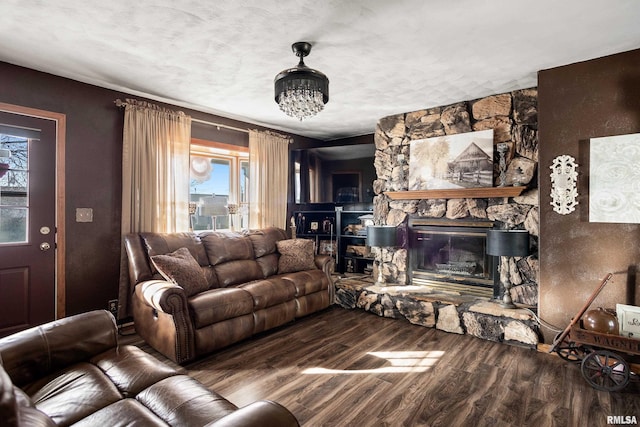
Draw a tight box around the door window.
[0,134,29,244]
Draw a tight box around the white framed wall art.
[589,132,640,223]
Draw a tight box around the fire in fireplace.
[408,218,496,297]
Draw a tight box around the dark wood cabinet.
[291,210,337,264]
[335,208,373,274]
[291,206,373,274]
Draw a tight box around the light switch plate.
[76,208,93,222]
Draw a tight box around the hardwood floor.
[124,307,640,427]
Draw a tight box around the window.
[189,139,248,231]
[294,160,301,204]
[0,134,29,243]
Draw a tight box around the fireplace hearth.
[409,218,495,297]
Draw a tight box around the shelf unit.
[384,186,526,200]
[336,208,374,274]
[291,207,374,275]
[291,210,337,264]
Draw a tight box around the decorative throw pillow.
[151,247,209,296]
[276,239,317,274]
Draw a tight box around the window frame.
[189,138,249,231]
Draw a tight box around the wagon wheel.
[580,350,630,392]
[553,332,587,363]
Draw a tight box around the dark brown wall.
[0,61,321,317]
[0,62,126,316]
[538,48,640,341]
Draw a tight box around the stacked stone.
[334,281,539,347]
[372,88,539,306]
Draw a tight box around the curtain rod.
[114,99,249,134]
[191,117,249,134]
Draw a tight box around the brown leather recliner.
[124,227,334,364]
[0,310,299,427]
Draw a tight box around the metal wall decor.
[550,155,578,215]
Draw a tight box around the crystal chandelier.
[274,42,329,121]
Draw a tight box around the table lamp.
[227,203,238,230]
[366,225,397,285]
[486,229,529,308]
[199,195,228,230]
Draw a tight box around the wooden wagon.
[550,273,640,391]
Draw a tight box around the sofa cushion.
[201,232,255,265]
[248,228,288,277]
[189,288,255,327]
[137,375,237,426]
[213,260,265,287]
[236,277,297,310]
[90,346,178,398]
[71,399,167,427]
[201,232,265,286]
[151,247,210,297]
[247,227,288,258]
[276,239,317,274]
[256,253,279,277]
[278,270,329,296]
[23,363,122,426]
[141,232,209,267]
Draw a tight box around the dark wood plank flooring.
[123,307,640,427]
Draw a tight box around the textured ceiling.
[0,0,639,141]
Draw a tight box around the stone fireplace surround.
[339,89,540,346]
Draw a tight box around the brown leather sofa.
[0,310,299,427]
[124,227,333,364]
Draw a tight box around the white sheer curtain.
[248,130,290,229]
[118,98,191,319]
[121,99,191,233]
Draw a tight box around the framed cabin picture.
[408,129,494,190]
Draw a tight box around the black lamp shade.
[274,67,329,104]
[486,229,529,257]
[366,226,397,247]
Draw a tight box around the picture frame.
[309,221,319,232]
[589,132,640,223]
[332,172,362,203]
[408,129,494,190]
[319,240,336,256]
[616,303,640,338]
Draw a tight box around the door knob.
[40,242,51,251]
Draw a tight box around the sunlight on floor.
[302,350,445,375]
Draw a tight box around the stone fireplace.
[409,218,496,298]
[371,89,539,307]
[334,89,540,347]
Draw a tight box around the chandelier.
[274,42,329,121]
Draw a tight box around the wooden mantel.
[385,186,527,200]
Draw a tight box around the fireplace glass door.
[410,223,494,291]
